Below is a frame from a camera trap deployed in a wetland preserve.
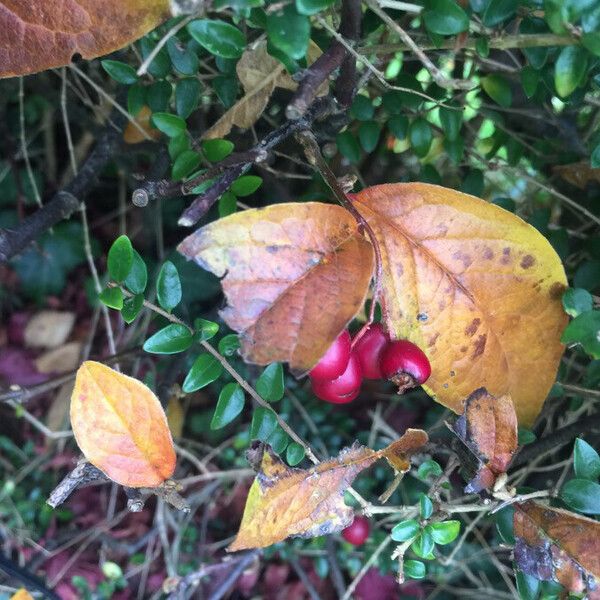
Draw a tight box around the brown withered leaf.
[123,105,161,144]
[204,41,326,140]
[452,388,517,493]
[177,203,374,373]
[351,183,567,425]
[0,0,170,78]
[553,161,600,190]
[514,501,600,598]
[228,429,428,551]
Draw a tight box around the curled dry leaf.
[553,161,600,190]
[351,183,567,425]
[228,429,428,551]
[514,501,600,598]
[204,41,327,140]
[123,105,162,144]
[70,361,176,487]
[178,203,374,373]
[452,388,518,493]
[0,0,170,78]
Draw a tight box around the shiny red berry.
[353,323,390,379]
[342,515,370,545]
[311,353,362,404]
[309,329,351,381]
[381,340,431,393]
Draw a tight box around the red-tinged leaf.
[514,501,600,598]
[453,388,518,493]
[70,361,176,487]
[178,202,374,373]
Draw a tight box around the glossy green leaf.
[422,0,469,35]
[591,142,600,168]
[350,95,374,121]
[124,249,147,294]
[404,560,426,580]
[127,83,146,116]
[266,425,289,454]
[417,459,442,480]
[107,235,133,282]
[409,118,433,157]
[482,74,512,107]
[562,288,593,318]
[194,318,219,342]
[182,354,224,392]
[495,506,515,545]
[211,383,245,429]
[151,113,187,137]
[219,191,237,217]
[515,570,541,600]
[99,286,123,310]
[439,104,462,141]
[187,19,246,58]
[561,310,600,358]
[230,175,263,197]
[101,60,139,84]
[143,324,193,354]
[147,80,173,113]
[388,114,408,139]
[295,0,335,15]
[358,121,381,153]
[286,442,305,466]
[157,261,182,311]
[560,478,600,514]
[256,363,285,402]
[520,66,540,98]
[267,5,310,60]
[202,139,234,162]
[573,438,600,481]
[121,294,144,323]
[411,530,435,559]
[482,0,518,27]
[391,519,420,542]
[218,334,241,356]
[428,520,460,545]
[555,46,588,98]
[419,494,434,519]
[337,131,361,162]
[167,38,200,75]
[176,78,201,119]
[250,407,278,441]
[140,37,171,78]
[172,150,202,181]
[582,32,600,57]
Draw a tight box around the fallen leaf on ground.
[70,361,176,487]
[514,501,600,598]
[35,341,82,374]
[453,388,517,493]
[24,311,75,349]
[351,183,567,425]
[228,429,427,551]
[178,203,374,373]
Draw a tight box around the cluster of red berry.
[309,324,432,404]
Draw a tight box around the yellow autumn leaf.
[9,590,34,600]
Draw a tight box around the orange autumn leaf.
[70,361,176,488]
[351,183,567,425]
[514,501,600,598]
[178,203,374,373]
[228,429,427,551]
[0,0,169,78]
[123,106,162,145]
[453,388,517,493]
[9,590,34,600]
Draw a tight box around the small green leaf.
[495,506,515,545]
[515,569,541,600]
[409,118,433,157]
[358,121,381,153]
[582,32,600,57]
[211,383,245,429]
[147,81,173,113]
[555,46,588,98]
[230,175,263,196]
[169,134,191,161]
[256,363,284,402]
[482,74,512,108]
[350,95,374,121]
[439,104,462,141]
[219,191,237,217]
[250,407,278,441]
[337,131,361,162]
[175,78,201,119]
[422,0,469,35]
[482,0,518,27]
[139,37,171,78]
[562,288,593,318]
[187,19,246,58]
[172,150,202,181]
[573,438,600,481]
[194,318,219,342]
[121,294,144,323]
[591,143,600,169]
[411,530,435,559]
[267,425,289,454]
[267,5,310,60]
[520,66,540,98]
[101,60,139,84]
[391,519,420,542]
[202,139,234,162]
[219,334,240,356]
[561,310,600,358]
[99,286,123,310]
[404,560,426,580]
[151,113,187,137]
[124,250,147,294]
[182,354,224,392]
[417,459,442,480]
[156,261,182,311]
[518,427,536,445]
[295,0,334,15]
[428,520,460,545]
[476,37,490,58]
[107,235,133,282]
[214,75,239,108]
[560,478,600,514]
[167,38,200,75]
[143,324,193,354]
[388,115,408,139]
[286,442,305,466]
[419,494,433,519]
[127,83,146,116]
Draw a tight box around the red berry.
[342,515,370,545]
[311,353,362,404]
[381,340,431,392]
[309,330,352,381]
[353,323,389,379]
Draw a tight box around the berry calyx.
[353,323,390,379]
[380,340,431,393]
[309,329,352,381]
[311,353,362,404]
[342,515,370,545]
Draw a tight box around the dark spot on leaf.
[266,245,280,254]
[443,383,449,389]
[428,332,440,347]
[472,334,487,358]
[549,282,566,300]
[417,312,428,321]
[460,346,467,353]
[520,254,535,269]
[452,250,473,269]
[450,370,456,377]
[465,318,481,337]
[483,247,494,260]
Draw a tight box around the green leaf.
[336,131,361,162]
[481,74,512,108]
[582,32,600,57]
[157,261,182,311]
[101,60,139,84]
[573,438,600,481]
[175,78,201,119]
[404,560,426,580]
[439,104,462,141]
[591,142,600,168]
[520,18,550,69]
[213,75,239,108]
[139,37,171,78]
[358,121,381,153]
[476,37,490,58]
[230,175,263,196]
[560,478,600,514]
[350,95,374,121]
[202,139,234,162]
[151,113,187,137]
[219,334,241,356]
[99,286,123,310]
[422,0,469,35]
[562,288,593,318]
[211,383,245,429]
[107,235,133,282]
[286,442,305,466]
[182,354,224,392]
[267,425,289,454]
[256,363,284,402]
[219,191,237,217]
[127,83,146,116]
[167,38,200,75]
[388,115,408,139]
[561,310,600,358]
[187,19,246,58]
[250,407,278,441]
[409,118,433,158]
[417,459,442,480]
[194,318,219,342]
[143,324,193,354]
[555,46,588,98]
[172,150,202,181]
[295,0,334,15]
[515,570,541,600]
[124,250,147,294]
[147,80,173,113]
[121,294,144,323]
[267,5,310,60]
[520,66,540,98]
[495,506,515,545]
[419,494,433,519]
[411,530,435,559]
[482,0,518,27]
[391,519,420,542]
[169,134,191,161]
[518,427,536,445]
[428,520,460,545]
